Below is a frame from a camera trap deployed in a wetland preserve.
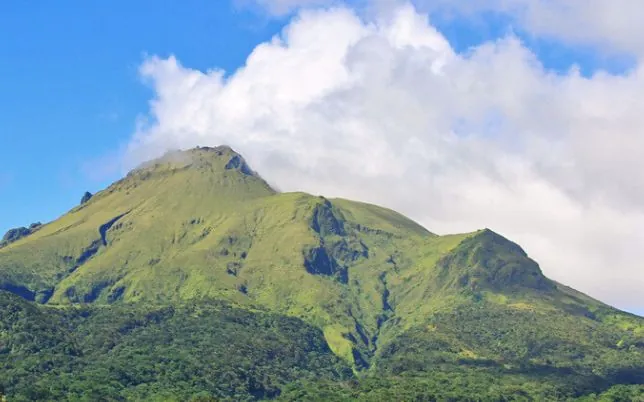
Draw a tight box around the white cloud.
[239,0,337,15]
[412,0,644,58]
[252,0,644,57]
[510,0,644,57]
[128,3,644,313]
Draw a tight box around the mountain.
[1,146,643,401]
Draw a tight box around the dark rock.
[304,246,348,284]
[310,201,345,237]
[108,286,126,303]
[35,288,54,304]
[227,262,241,276]
[0,222,42,247]
[238,284,248,294]
[80,191,93,205]
[2,227,31,244]
[99,212,128,246]
[75,240,102,267]
[225,155,254,176]
[351,348,370,371]
[0,282,35,301]
[83,281,112,303]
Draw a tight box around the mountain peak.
[436,228,555,293]
[118,145,275,196]
[131,145,254,175]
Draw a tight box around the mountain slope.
[0,291,351,401]
[1,146,643,400]
[0,146,444,364]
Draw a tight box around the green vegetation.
[374,302,644,396]
[279,379,644,401]
[0,223,41,249]
[1,146,643,401]
[0,291,351,401]
[2,289,642,401]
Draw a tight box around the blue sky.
[0,1,284,233]
[0,1,628,235]
[1,1,642,314]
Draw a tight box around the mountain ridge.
[1,146,643,400]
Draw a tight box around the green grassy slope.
[1,146,643,400]
[0,146,451,366]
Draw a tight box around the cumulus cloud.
[128,3,644,313]
[515,0,644,56]
[412,0,644,58]
[252,0,644,57]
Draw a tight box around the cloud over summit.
[128,3,644,313]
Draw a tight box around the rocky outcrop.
[80,191,93,204]
[224,154,254,176]
[0,222,42,248]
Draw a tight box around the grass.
[0,147,451,363]
[1,145,643,390]
[323,324,356,365]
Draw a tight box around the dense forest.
[0,292,351,401]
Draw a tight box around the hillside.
[1,146,643,400]
[0,291,351,401]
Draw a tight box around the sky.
[1,1,643,315]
